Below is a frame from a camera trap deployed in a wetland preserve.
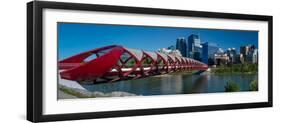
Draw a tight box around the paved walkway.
[58,90,77,99]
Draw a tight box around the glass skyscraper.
[202,42,219,64]
[188,34,202,60]
[176,37,187,57]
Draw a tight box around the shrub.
[225,81,240,92]
[249,80,258,91]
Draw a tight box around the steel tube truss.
[59,45,208,84]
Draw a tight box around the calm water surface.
[82,73,258,96]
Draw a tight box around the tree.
[249,80,258,91]
[225,81,240,92]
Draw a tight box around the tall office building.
[176,37,187,57]
[226,48,237,63]
[240,44,257,63]
[240,45,255,57]
[252,49,258,64]
[188,34,202,60]
[202,42,219,64]
[240,46,249,57]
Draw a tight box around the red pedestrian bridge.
[59,45,208,84]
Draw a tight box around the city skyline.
[58,22,258,60]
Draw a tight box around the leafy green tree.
[212,63,258,74]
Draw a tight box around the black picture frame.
[27,1,273,122]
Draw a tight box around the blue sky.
[58,22,258,60]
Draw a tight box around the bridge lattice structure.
[59,45,208,84]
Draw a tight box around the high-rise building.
[188,34,202,60]
[240,45,255,56]
[252,49,258,64]
[226,48,237,64]
[240,44,257,63]
[239,54,244,64]
[202,42,219,64]
[176,37,187,57]
[240,46,249,57]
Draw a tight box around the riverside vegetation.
[225,79,258,92]
[211,63,258,74]
[213,63,258,92]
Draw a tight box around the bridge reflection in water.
[81,73,257,95]
[59,45,208,84]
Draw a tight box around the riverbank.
[58,84,138,99]
[210,63,258,74]
[58,90,77,99]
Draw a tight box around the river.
[81,72,258,96]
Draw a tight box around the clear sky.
[58,22,258,60]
